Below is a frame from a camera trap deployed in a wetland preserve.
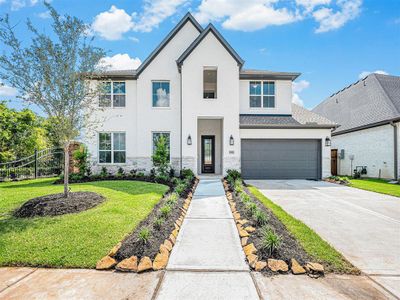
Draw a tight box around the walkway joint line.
[0,268,37,294]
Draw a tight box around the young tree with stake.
[0,3,106,197]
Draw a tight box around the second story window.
[249,81,275,108]
[152,81,170,108]
[99,81,126,108]
[203,67,217,99]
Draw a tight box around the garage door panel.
[241,139,321,180]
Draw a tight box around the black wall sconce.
[325,137,331,147]
[229,135,234,146]
[187,134,192,145]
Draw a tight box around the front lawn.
[347,178,400,197]
[0,178,168,268]
[247,186,358,274]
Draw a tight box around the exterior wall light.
[187,134,192,145]
[229,135,234,146]
[325,137,331,147]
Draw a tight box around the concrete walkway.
[248,179,400,299]
[155,178,259,299]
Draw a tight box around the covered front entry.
[198,119,223,175]
[241,139,321,180]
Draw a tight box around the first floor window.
[152,81,170,107]
[99,81,126,107]
[98,132,126,163]
[249,81,275,108]
[152,132,170,160]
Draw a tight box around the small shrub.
[240,192,251,203]
[166,193,179,206]
[181,168,195,181]
[154,217,165,230]
[100,166,108,178]
[86,166,92,177]
[261,227,282,256]
[152,135,170,177]
[246,202,258,216]
[116,167,125,177]
[138,227,151,244]
[129,169,137,176]
[160,205,172,218]
[156,174,170,183]
[234,180,243,193]
[73,145,89,176]
[254,209,268,226]
[226,169,241,181]
[169,168,175,178]
[174,182,187,196]
[137,171,145,177]
[150,168,156,179]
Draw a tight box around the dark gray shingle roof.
[239,69,300,81]
[240,104,336,128]
[313,74,400,134]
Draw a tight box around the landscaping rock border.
[96,178,199,273]
[223,179,325,278]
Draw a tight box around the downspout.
[179,66,183,174]
[390,121,398,180]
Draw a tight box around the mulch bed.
[115,179,197,261]
[13,192,105,218]
[227,182,312,275]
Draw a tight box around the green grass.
[0,178,168,268]
[247,185,358,274]
[346,178,400,197]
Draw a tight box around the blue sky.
[0,0,399,111]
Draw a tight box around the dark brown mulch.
[13,192,105,218]
[227,181,312,275]
[115,179,197,261]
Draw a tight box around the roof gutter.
[240,124,336,129]
[390,121,398,180]
[332,117,400,136]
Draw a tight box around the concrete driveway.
[247,179,400,298]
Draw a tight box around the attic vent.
[335,98,339,104]
[363,80,366,86]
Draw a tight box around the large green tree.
[0,101,48,163]
[0,3,106,197]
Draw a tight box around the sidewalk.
[154,178,259,299]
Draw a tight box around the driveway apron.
[156,179,259,299]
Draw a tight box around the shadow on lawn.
[0,178,58,189]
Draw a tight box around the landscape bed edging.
[222,179,325,278]
[95,178,199,273]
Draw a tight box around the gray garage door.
[241,139,321,180]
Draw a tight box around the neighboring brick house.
[313,73,400,179]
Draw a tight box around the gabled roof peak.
[135,12,203,76]
[176,22,244,69]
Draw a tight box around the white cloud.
[98,54,142,70]
[10,0,41,10]
[128,37,140,43]
[313,0,362,33]
[37,11,51,19]
[92,1,188,40]
[195,0,302,32]
[0,83,18,97]
[92,6,134,40]
[131,0,188,32]
[194,0,361,32]
[296,0,331,12]
[358,70,388,79]
[292,79,310,106]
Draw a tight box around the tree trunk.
[64,142,70,198]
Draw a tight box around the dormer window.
[249,81,275,108]
[203,67,217,99]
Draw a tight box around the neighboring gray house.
[313,73,400,179]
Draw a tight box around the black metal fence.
[0,148,64,181]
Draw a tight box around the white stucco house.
[313,73,400,180]
[84,13,336,180]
